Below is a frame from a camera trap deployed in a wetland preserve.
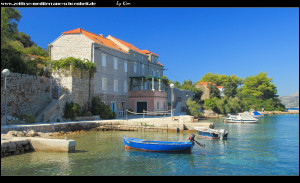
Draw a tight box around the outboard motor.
[189,134,205,148]
[189,134,195,144]
[219,129,226,140]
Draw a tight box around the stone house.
[167,87,194,114]
[49,28,167,116]
[196,82,224,100]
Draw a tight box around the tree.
[186,98,203,118]
[1,8,21,42]
[223,77,238,97]
[208,83,221,98]
[241,72,277,100]
[16,32,36,48]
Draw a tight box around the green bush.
[186,98,204,118]
[63,101,81,120]
[17,113,36,123]
[91,96,116,119]
[204,98,217,111]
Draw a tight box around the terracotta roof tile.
[63,28,126,52]
[62,28,163,66]
[197,82,216,86]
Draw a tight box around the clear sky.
[16,7,299,96]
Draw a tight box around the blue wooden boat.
[123,136,194,152]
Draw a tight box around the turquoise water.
[1,114,299,175]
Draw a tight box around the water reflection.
[1,115,299,175]
[29,152,72,175]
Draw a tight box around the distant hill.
[279,92,299,108]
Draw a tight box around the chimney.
[99,34,104,37]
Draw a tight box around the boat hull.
[123,136,193,152]
[225,119,258,123]
[195,129,228,139]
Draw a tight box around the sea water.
[1,114,299,175]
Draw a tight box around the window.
[151,70,154,76]
[124,61,127,72]
[144,81,147,90]
[102,54,106,67]
[114,57,118,70]
[124,80,127,93]
[142,64,144,75]
[134,62,137,73]
[102,78,107,90]
[114,80,118,91]
[157,102,159,110]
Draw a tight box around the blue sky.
[16,8,299,96]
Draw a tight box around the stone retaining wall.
[1,72,52,124]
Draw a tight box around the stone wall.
[196,85,210,100]
[51,69,94,112]
[1,72,52,123]
[50,34,92,61]
[168,87,194,112]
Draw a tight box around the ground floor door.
[136,102,147,113]
[111,101,116,112]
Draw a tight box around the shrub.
[17,113,36,123]
[91,96,116,119]
[186,98,204,118]
[204,98,217,111]
[63,101,81,120]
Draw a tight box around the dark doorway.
[137,102,147,114]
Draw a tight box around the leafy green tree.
[16,32,35,48]
[173,81,181,88]
[1,7,21,42]
[204,98,217,111]
[186,98,203,118]
[241,72,277,100]
[223,77,238,97]
[208,83,221,98]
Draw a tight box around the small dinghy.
[123,134,204,152]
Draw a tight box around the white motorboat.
[225,113,258,123]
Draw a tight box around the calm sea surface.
[1,114,299,176]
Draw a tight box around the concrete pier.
[27,137,76,153]
[1,137,75,158]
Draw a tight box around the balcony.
[129,76,167,92]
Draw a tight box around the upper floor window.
[102,78,107,90]
[124,61,127,72]
[114,57,118,70]
[102,54,106,67]
[142,64,145,75]
[124,80,128,93]
[134,62,137,73]
[114,80,118,91]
